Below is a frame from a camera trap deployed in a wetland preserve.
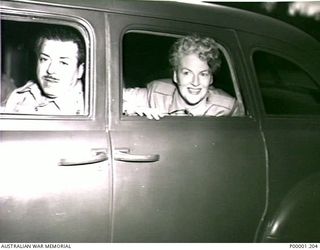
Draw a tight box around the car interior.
[254,51,320,115]
[123,32,237,97]
[1,21,239,115]
[1,20,85,111]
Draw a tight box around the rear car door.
[238,32,320,242]
[108,13,267,242]
[0,2,111,242]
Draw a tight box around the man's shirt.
[123,79,243,117]
[5,80,84,115]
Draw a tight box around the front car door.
[0,1,111,242]
[108,12,267,242]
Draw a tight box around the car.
[1,0,320,243]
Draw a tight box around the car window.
[1,19,89,116]
[253,51,320,115]
[122,31,245,118]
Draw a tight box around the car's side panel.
[0,2,112,242]
[108,13,267,242]
[238,31,320,242]
[0,132,111,242]
[262,172,320,242]
[2,0,319,243]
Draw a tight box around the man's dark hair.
[35,25,85,66]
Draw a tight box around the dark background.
[212,2,320,42]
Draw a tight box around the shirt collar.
[170,86,209,115]
[53,81,83,113]
[17,80,84,113]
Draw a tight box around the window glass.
[122,32,243,119]
[253,51,320,115]
[1,19,87,116]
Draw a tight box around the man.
[123,34,242,120]
[5,26,85,115]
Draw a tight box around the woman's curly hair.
[169,34,221,73]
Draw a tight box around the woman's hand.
[124,106,165,120]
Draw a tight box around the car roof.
[4,0,320,50]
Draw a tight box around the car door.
[0,2,111,242]
[108,13,267,242]
[238,32,320,242]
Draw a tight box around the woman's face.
[174,53,213,105]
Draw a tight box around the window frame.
[120,29,246,121]
[0,9,101,131]
[251,48,320,117]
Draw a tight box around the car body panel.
[8,0,319,50]
[110,120,266,242]
[238,31,320,242]
[262,172,320,242]
[0,2,112,242]
[107,13,267,242]
[1,0,320,243]
[0,132,111,242]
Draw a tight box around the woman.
[123,34,240,120]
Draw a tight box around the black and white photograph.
[0,0,320,249]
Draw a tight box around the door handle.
[59,148,108,166]
[114,148,160,162]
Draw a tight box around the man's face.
[174,53,213,105]
[37,39,84,98]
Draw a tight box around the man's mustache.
[43,75,59,82]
